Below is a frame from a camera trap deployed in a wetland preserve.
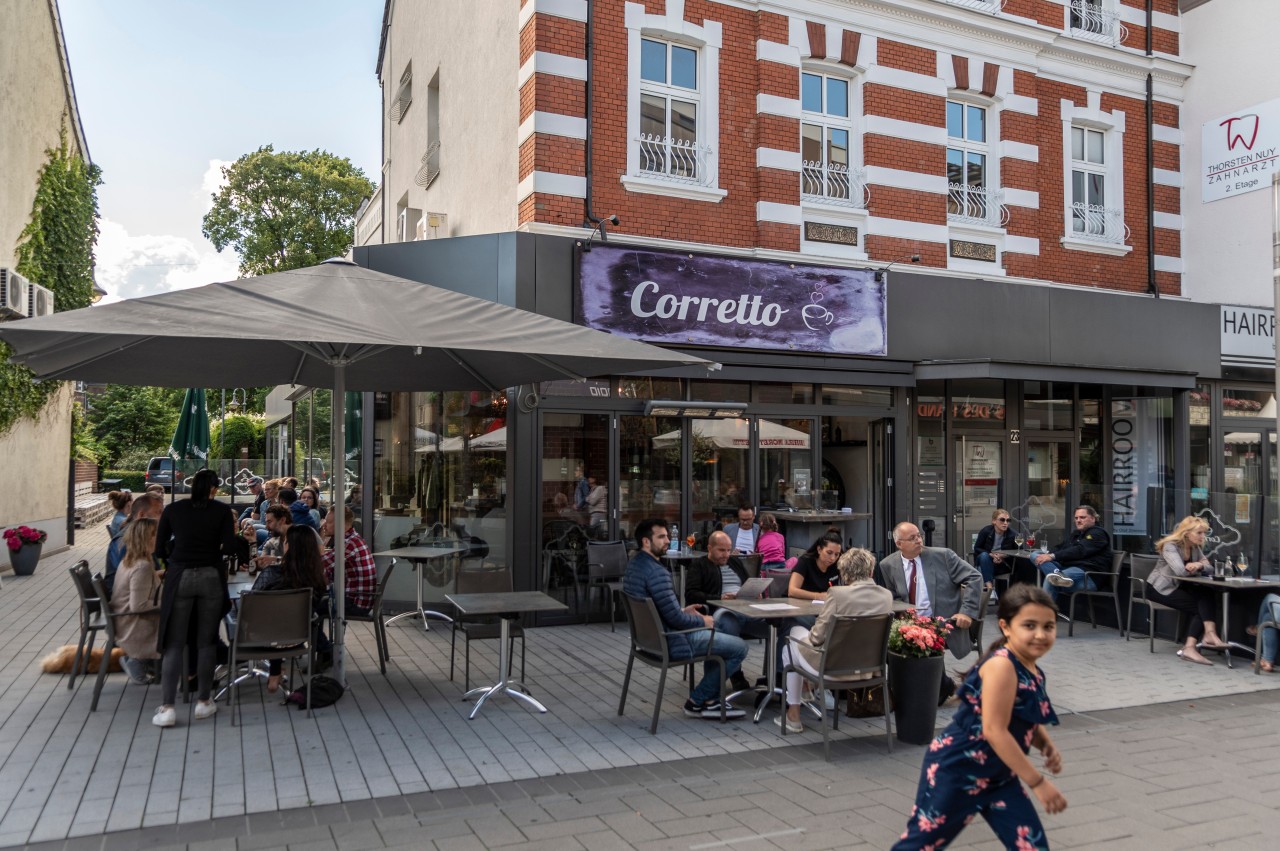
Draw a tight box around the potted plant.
[4,525,48,576]
[887,611,953,745]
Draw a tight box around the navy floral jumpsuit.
[892,648,1059,850]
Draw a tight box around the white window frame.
[1060,97,1131,256]
[799,66,865,209]
[945,97,1005,227]
[623,1,725,203]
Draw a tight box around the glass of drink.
[1026,534,1036,550]
[1014,534,1025,550]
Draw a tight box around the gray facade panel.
[354,234,509,304]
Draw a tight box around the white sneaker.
[774,714,804,734]
[152,706,176,728]
[1046,571,1074,588]
[193,700,217,720]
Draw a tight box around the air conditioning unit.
[0,268,30,319]
[27,283,55,318]
[423,212,448,240]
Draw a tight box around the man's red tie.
[907,559,918,605]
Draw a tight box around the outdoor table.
[708,596,912,723]
[661,549,706,606]
[1173,574,1280,668]
[375,545,469,632]
[994,549,1044,587]
[445,590,568,719]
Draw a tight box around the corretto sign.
[577,245,886,356]
[1202,97,1280,203]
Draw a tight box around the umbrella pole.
[332,369,347,685]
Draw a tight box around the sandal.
[1177,649,1214,666]
[267,675,281,693]
[1260,660,1274,673]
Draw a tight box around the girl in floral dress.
[893,584,1067,850]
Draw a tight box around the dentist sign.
[1202,97,1280,203]
[577,245,887,356]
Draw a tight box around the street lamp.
[220,388,247,461]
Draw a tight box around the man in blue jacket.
[623,518,748,719]
[1033,505,1113,603]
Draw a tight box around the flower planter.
[8,542,42,576]
[887,651,944,745]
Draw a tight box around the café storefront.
[339,233,1219,620]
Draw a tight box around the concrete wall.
[380,0,519,240]
[0,0,86,559]
[1180,0,1280,307]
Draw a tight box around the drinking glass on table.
[1014,534,1025,550]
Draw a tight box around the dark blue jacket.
[1052,526,1113,575]
[623,550,703,659]
[973,524,1016,558]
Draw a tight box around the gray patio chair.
[618,594,727,734]
[227,588,313,724]
[1256,596,1279,675]
[67,561,106,691]
[586,540,628,631]
[1127,553,1182,652]
[739,553,762,579]
[451,564,524,691]
[346,557,396,675]
[88,572,129,711]
[781,612,894,760]
[1063,551,1127,637]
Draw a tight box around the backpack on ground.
[285,674,344,709]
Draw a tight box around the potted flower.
[887,611,953,744]
[4,525,47,576]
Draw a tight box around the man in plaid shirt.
[322,506,377,616]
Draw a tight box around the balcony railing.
[945,0,1005,14]
[1070,203,1128,244]
[801,161,869,208]
[637,135,715,186]
[1069,0,1127,46]
[947,184,1008,227]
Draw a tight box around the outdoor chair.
[1127,553,1183,652]
[586,540,628,631]
[739,553,762,579]
[87,572,128,711]
[346,557,396,675]
[781,612,894,760]
[227,588,313,724]
[1063,551,1128,637]
[450,565,524,691]
[1255,596,1279,675]
[618,594,728,734]
[67,561,106,691]
[764,569,792,599]
[966,580,988,651]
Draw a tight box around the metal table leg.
[463,616,544,719]
[753,623,785,722]
[385,558,454,631]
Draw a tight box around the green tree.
[210,413,265,461]
[202,145,375,276]
[87,385,178,466]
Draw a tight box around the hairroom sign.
[577,245,887,356]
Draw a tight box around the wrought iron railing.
[637,134,714,185]
[1069,202,1128,244]
[415,140,441,189]
[947,184,1008,227]
[945,0,1005,13]
[801,161,869,208]
[1068,0,1127,46]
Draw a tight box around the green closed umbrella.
[344,391,361,462]
[168,388,211,494]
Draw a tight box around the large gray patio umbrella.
[0,258,714,683]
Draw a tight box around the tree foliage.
[210,413,265,461]
[202,145,375,276]
[0,128,101,436]
[87,385,178,467]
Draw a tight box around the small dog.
[41,644,125,674]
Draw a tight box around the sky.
[58,0,384,303]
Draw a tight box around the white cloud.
[199,159,232,211]
[95,217,240,303]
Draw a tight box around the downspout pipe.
[1145,0,1158,297]
[581,1,610,239]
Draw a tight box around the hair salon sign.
[577,246,886,356]
[1202,97,1280,203]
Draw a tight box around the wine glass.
[1013,533,1025,551]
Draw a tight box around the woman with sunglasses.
[974,508,1018,593]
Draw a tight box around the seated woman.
[106,489,133,538]
[252,524,330,692]
[1147,516,1229,665]
[110,517,162,684]
[1250,593,1280,672]
[756,513,786,571]
[973,508,1016,591]
[787,529,843,602]
[777,548,894,733]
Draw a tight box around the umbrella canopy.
[0,259,713,682]
[416,426,507,454]
[169,388,211,462]
[652,418,810,450]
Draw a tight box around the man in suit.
[879,521,983,702]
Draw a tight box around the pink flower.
[965,748,987,765]
[926,763,939,786]
[916,811,946,833]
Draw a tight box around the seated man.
[322,506,377,617]
[252,504,292,568]
[723,506,760,555]
[1034,505,1112,604]
[623,519,748,719]
[685,530,763,691]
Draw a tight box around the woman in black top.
[152,469,239,728]
[253,525,329,692]
[788,529,844,601]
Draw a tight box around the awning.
[913,359,1199,389]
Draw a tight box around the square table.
[445,590,568,719]
[660,549,706,606]
[708,596,911,722]
[994,549,1045,588]
[374,545,469,631]
[1173,574,1280,668]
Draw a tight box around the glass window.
[689,380,749,402]
[949,378,1005,426]
[801,72,822,112]
[820,385,893,407]
[915,381,945,467]
[670,44,697,89]
[800,70,857,204]
[615,377,683,400]
[619,414,682,543]
[641,38,666,83]
[1222,387,1275,418]
[1107,388,1173,545]
[947,100,991,221]
[637,38,701,181]
[541,412,609,619]
[826,77,849,118]
[758,417,814,511]
[1070,126,1109,238]
[755,382,815,405]
[1023,381,1073,431]
[691,418,749,547]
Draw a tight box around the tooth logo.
[1221,114,1259,151]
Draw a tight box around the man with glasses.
[1033,505,1112,604]
[973,509,1018,594]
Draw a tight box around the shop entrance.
[952,434,1008,556]
[1019,434,1076,550]
[1214,428,1277,568]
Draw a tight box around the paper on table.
[750,603,797,611]
[812,599,825,605]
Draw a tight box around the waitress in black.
[788,529,844,601]
[152,469,239,728]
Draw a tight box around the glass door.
[1218,429,1275,570]
[690,417,749,548]
[758,417,815,511]
[619,414,683,544]
[953,435,1006,557]
[1021,436,1075,551]
[539,412,609,617]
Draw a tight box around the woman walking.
[152,469,239,727]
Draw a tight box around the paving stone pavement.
[4,524,1280,848]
